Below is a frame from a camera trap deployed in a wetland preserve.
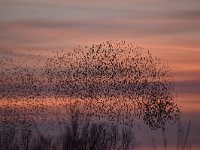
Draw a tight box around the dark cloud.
[175,80,200,95]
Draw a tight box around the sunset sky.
[0,0,200,149]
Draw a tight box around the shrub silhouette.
[152,119,191,150]
[60,108,136,150]
[0,110,136,150]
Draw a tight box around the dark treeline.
[0,109,136,150]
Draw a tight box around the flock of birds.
[0,41,180,134]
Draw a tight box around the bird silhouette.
[0,41,180,149]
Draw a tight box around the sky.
[0,0,200,149]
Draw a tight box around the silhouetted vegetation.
[152,119,191,150]
[0,109,136,150]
